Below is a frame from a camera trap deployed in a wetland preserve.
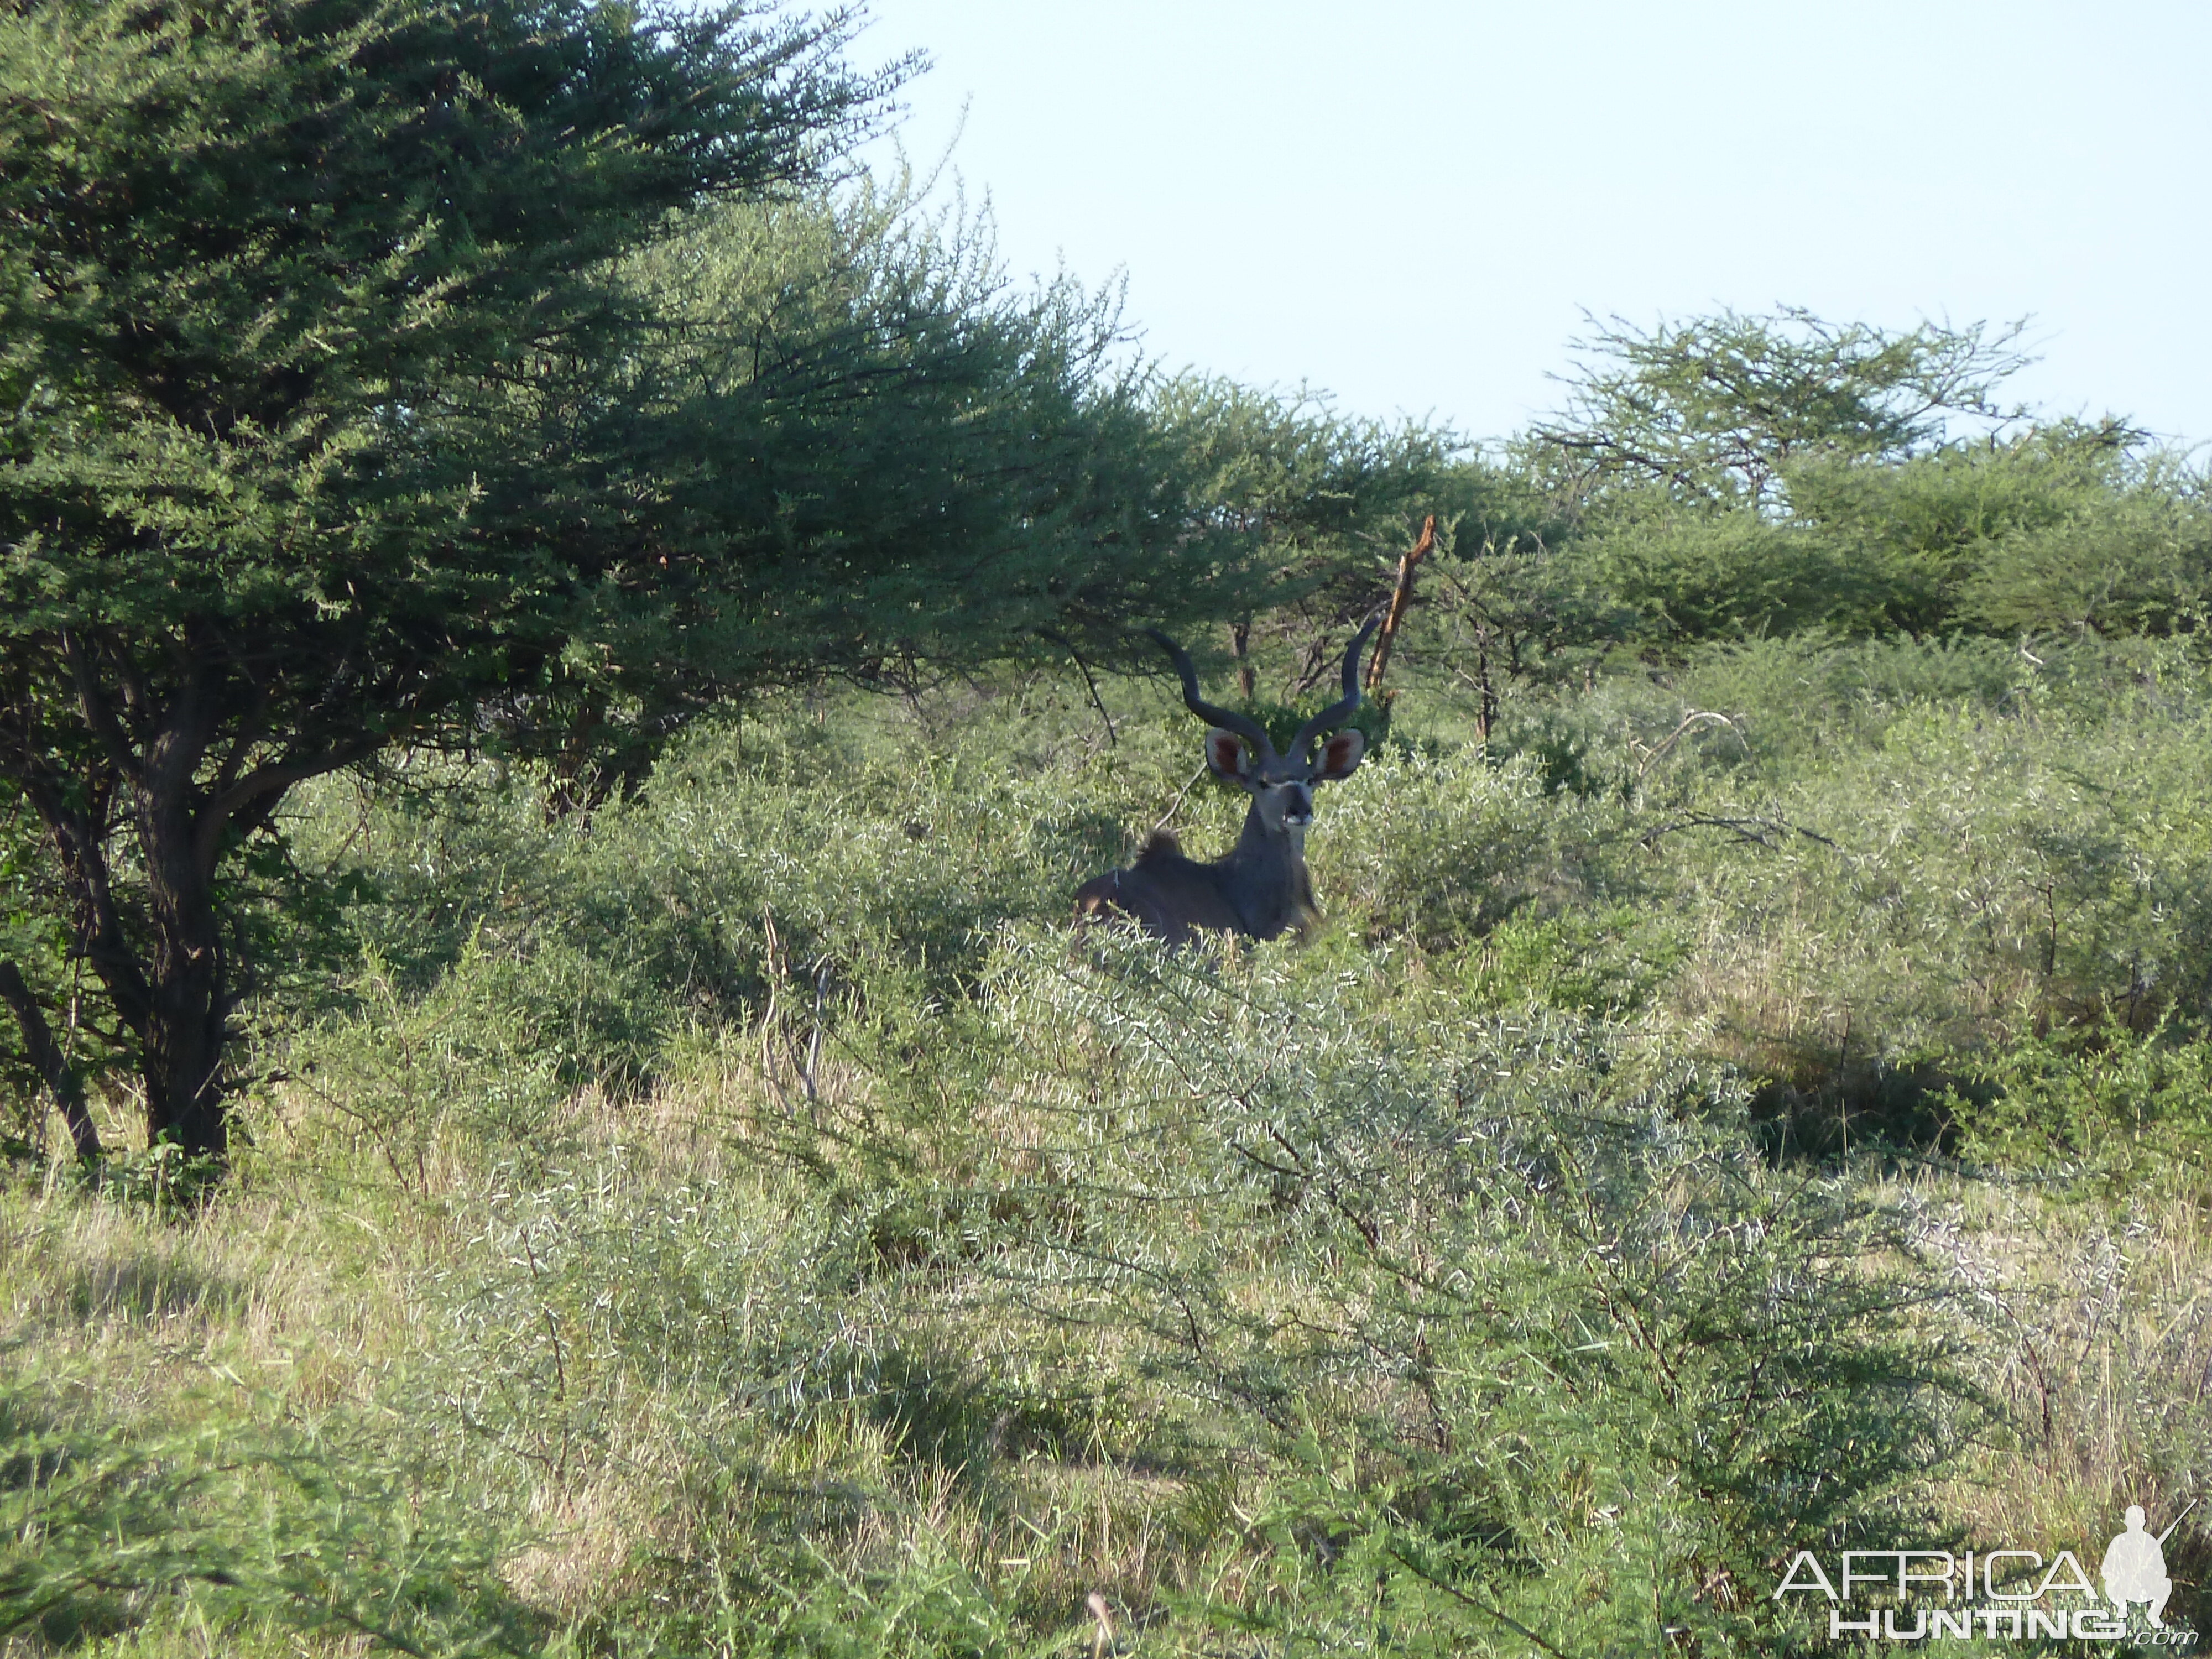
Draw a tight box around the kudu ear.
[1205,728,1254,783]
[1312,728,1365,783]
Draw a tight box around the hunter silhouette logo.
[2104,1503,2190,1629]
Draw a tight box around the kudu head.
[1145,618,1378,838]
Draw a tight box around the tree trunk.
[1474,634,1496,747]
[1230,619,1255,702]
[33,693,235,1158]
[19,635,349,1167]
[138,780,230,1157]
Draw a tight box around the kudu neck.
[1232,798,1307,866]
[1217,796,1314,940]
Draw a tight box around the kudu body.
[1075,621,1375,946]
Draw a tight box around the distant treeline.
[1188,308,2209,696]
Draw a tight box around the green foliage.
[1957,456,2212,639]
[0,0,909,1150]
[1944,1021,2212,1196]
[700,1542,1020,1659]
[1149,377,1459,695]
[285,712,1119,1021]
[282,938,646,1188]
[1422,497,1629,688]
[1503,309,2212,660]
[1154,377,1456,573]
[12,246,2212,1651]
[0,1369,535,1653]
[0,0,898,687]
[1457,903,1690,1017]
[276,632,2212,1176]
[926,936,1973,1654]
[1566,503,1858,641]
[1673,631,2028,738]
[0,787,91,1149]
[1531,306,2039,509]
[1777,422,2199,639]
[14,641,2212,1649]
[543,184,1257,797]
[1319,746,1620,948]
[1536,421,2212,652]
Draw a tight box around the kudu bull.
[1075,619,1377,946]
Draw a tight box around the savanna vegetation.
[5,0,2211,1653]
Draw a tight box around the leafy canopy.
[1152,377,1458,693]
[0,0,905,786]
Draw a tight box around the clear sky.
[851,2,2211,447]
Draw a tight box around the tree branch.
[209,685,273,803]
[0,957,101,1158]
[193,743,372,878]
[1039,629,1115,745]
[1639,811,1841,852]
[20,775,154,1037]
[60,630,143,782]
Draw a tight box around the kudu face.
[1200,722,1366,838]
[1073,620,1377,946]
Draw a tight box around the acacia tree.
[1528,307,2038,511]
[0,0,1233,1157]
[1512,310,2177,648]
